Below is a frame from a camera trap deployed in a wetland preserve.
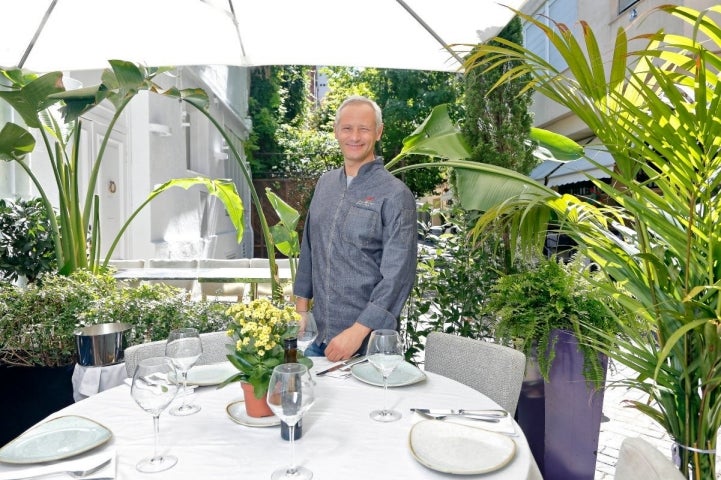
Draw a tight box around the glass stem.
[152,414,161,460]
[181,372,188,407]
[382,376,389,413]
[288,423,297,474]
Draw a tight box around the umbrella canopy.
[0,0,527,73]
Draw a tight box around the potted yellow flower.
[219,298,312,416]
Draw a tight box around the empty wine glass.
[166,327,202,416]
[366,329,404,422]
[267,363,315,480]
[131,357,180,473]
[296,312,318,354]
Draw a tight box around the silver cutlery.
[316,354,366,376]
[413,409,500,422]
[410,408,508,421]
[6,457,111,479]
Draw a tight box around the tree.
[318,66,464,196]
[246,66,311,175]
[462,16,535,175]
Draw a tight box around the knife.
[410,408,508,418]
[316,354,365,376]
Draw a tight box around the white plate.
[186,362,237,386]
[226,401,280,427]
[351,361,426,387]
[409,420,516,474]
[0,416,112,464]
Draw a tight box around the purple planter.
[516,329,607,480]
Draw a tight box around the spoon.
[412,409,501,423]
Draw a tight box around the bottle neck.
[283,337,298,363]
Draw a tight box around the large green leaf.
[0,123,35,160]
[386,104,470,169]
[0,71,64,128]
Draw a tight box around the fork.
[7,458,111,479]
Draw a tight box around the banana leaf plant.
[450,5,721,478]
[0,62,276,287]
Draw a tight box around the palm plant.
[447,5,721,478]
[0,63,255,282]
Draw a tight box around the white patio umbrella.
[0,0,527,73]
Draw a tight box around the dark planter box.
[0,363,75,447]
[516,329,607,480]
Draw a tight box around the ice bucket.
[74,322,132,366]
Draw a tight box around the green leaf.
[0,123,36,160]
[530,127,584,160]
[0,71,64,128]
[151,177,244,242]
[386,104,471,169]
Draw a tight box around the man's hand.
[325,323,371,362]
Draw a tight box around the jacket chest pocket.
[342,203,382,248]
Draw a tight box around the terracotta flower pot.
[241,382,274,418]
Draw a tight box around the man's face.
[334,103,383,165]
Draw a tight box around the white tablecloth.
[5,359,535,479]
[71,363,127,401]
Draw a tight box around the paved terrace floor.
[595,362,721,479]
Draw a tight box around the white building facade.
[0,65,254,261]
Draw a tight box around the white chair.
[615,437,685,480]
[198,258,250,302]
[250,257,293,300]
[147,258,198,294]
[124,331,233,377]
[424,331,526,415]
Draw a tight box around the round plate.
[0,416,112,464]
[350,361,426,387]
[186,362,237,386]
[226,401,280,427]
[409,420,516,474]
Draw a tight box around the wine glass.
[366,329,404,422]
[166,327,202,416]
[296,312,318,354]
[131,357,180,473]
[267,363,315,480]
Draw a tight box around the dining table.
[0,358,539,479]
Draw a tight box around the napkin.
[0,449,116,480]
[411,412,518,436]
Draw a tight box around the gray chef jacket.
[293,158,417,347]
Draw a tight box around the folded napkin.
[0,449,116,480]
[411,412,518,436]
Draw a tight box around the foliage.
[266,187,300,284]
[462,16,536,175]
[461,5,721,478]
[401,207,501,363]
[486,256,619,387]
[78,282,230,347]
[0,270,116,367]
[246,66,311,175]
[0,62,245,276]
[319,66,464,196]
[0,270,231,367]
[220,298,312,398]
[0,197,56,282]
[273,123,342,178]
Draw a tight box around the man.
[293,95,417,362]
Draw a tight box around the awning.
[531,147,615,187]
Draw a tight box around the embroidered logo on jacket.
[356,196,375,208]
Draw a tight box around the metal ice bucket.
[74,322,132,366]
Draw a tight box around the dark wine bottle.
[281,336,302,441]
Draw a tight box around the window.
[619,0,639,14]
[523,0,578,72]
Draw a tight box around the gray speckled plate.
[0,416,112,464]
[351,361,426,387]
[409,419,516,474]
